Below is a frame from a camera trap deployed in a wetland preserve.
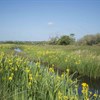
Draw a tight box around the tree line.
[49,33,100,46]
[0,33,100,46]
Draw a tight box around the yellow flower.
[26,68,30,73]
[66,69,69,73]
[29,76,33,80]
[89,91,92,95]
[82,83,88,87]
[63,96,68,100]
[9,60,11,62]
[75,60,81,65]
[8,76,12,80]
[58,91,63,100]
[81,90,86,94]
[49,67,54,73]
[29,74,32,77]
[11,67,14,70]
[93,93,98,97]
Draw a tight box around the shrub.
[58,35,72,45]
[78,33,100,45]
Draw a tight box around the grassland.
[18,44,100,79]
[0,44,100,100]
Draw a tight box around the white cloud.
[48,22,54,26]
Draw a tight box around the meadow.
[19,44,100,78]
[0,44,100,100]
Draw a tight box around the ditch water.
[14,48,22,52]
[14,48,100,94]
[78,76,100,94]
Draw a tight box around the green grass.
[15,44,100,79]
[0,44,100,100]
[0,51,79,100]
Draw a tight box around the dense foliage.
[49,35,75,45]
[78,33,100,45]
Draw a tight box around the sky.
[0,0,100,41]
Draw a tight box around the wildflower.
[26,68,30,73]
[81,90,86,94]
[49,67,54,73]
[89,91,92,95]
[8,76,12,81]
[93,93,98,97]
[9,60,11,62]
[63,96,68,100]
[11,67,14,70]
[29,74,32,77]
[75,60,81,65]
[81,82,89,100]
[66,69,69,73]
[82,83,88,88]
[29,76,33,80]
[58,91,63,100]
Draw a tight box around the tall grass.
[0,44,100,100]
[0,54,99,100]
[18,45,100,79]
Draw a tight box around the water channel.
[14,48,100,94]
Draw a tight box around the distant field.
[17,44,100,78]
[1,44,100,78]
[0,44,100,100]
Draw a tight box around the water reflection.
[14,48,22,52]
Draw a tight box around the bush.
[49,35,75,45]
[58,35,74,45]
[78,33,100,45]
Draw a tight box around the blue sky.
[0,0,100,41]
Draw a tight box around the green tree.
[58,35,71,45]
[78,33,100,45]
